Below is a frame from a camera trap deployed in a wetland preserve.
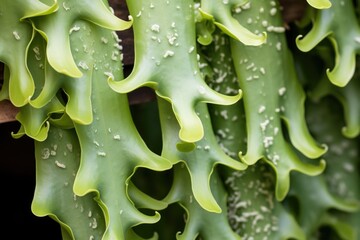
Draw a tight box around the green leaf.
[12,32,65,141]
[296,0,360,87]
[108,0,241,143]
[0,0,57,106]
[287,97,360,238]
[307,52,360,138]
[204,31,306,239]
[164,165,241,240]
[31,0,132,77]
[225,163,306,240]
[70,22,172,240]
[158,98,247,213]
[30,21,98,125]
[229,0,326,200]
[32,126,106,240]
[198,0,266,46]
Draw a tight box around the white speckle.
[260,67,266,75]
[101,37,108,44]
[246,62,255,70]
[198,86,206,94]
[78,61,89,70]
[163,50,174,58]
[97,151,107,157]
[66,144,73,152]
[62,2,70,11]
[242,2,251,9]
[274,127,279,135]
[260,119,270,131]
[343,162,354,172]
[220,110,229,120]
[276,42,282,51]
[263,136,274,148]
[112,32,121,43]
[104,71,114,79]
[278,87,286,96]
[260,206,270,212]
[55,160,66,169]
[188,46,195,53]
[111,51,119,61]
[270,8,277,16]
[167,33,177,45]
[354,37,360,44]
[136,11,142,17]
[258,105,266,113]
[91,218,97,229]
[151,24,160,32]
[12,31,20,40]
[69,25,80,34]
[93,140,100,147]
[33,47,41,60]
[234,6,242,13]
[272,154,280,165]
[113,135,121,140]
[41,148,50,159]
[266,26,285,33]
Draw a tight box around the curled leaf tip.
[307,0,332,9]
[342,126,360,138]
[326,68,351,87]
[215,22,267,46]
[179,123,204,143]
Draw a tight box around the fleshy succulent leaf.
[197,0,266,46]
[296,0,360,87]
[30,21,100,125]
[158,97,247,213]
[31,0,132,78]
[12,32,65,141]
[12,97,64,141]
[108,0,241,143]
[70,21,172,240]
[0,0,57,106]
[164,165,241,240]
[287,97,360,238]
[228,0,326,200]
[204,31,306,240]
[32,126,106,240]
[128,181,168,211]
[307,51,360,138]
[225,163,307,240]
[289,171,359,237]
